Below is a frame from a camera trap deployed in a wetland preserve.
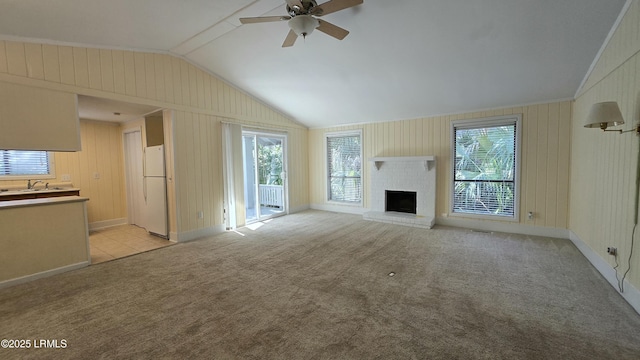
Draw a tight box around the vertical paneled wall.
[173,112,223,233]
[309,101,572,228]
[572,0,640,291]
[0,40,308,235]
[62,120,127,224]
[0,42,295,126]
[288,127,310,212]
[172,115,309,232]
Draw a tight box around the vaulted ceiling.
[0,0,627,128]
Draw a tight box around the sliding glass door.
[242,131,287,223]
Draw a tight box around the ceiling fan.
[239,0,363,47]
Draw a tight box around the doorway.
[242,132,287,223]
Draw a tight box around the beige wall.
[310,101,572,229]
[173,113,309,232]
[0,40,308,236]
[65,120,127,224]
[0,81,80,151]
[0,198,89,284]
[572,0,640,290]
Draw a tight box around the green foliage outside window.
[257,144,283,185]
[454,124,516,217]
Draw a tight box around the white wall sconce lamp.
[584,101,640,134]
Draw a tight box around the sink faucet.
[27,180,43,189]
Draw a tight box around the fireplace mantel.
[369,156,435,170]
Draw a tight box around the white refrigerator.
[144,145,168,238]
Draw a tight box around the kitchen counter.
[0,194,86,208]
[0,196,90,288]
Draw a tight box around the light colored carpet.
[1,210,640,359]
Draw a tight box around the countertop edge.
[0,188,81,197]
[0,196,89,209]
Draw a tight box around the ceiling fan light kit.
[289,15,319,38]
[239,0,363,47]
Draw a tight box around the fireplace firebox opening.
[385,190,417,214]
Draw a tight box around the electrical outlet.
[93,172,100,180]
[527,211,534,220]
[607,247,617,256]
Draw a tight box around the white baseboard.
[0,262,89,289]
[89,218,127,231]
[289,204,310,214]
[569,231,640,315]
[436,216,570,239]
[310,203,370,215]
[176,224,226,242]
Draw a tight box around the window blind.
[453,121,517,217]
[0,150,51,176]
[327,134,362,203]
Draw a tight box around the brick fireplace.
[363,156,436,228]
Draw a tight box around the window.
[327,131,362,203]
[0,150,55,180]
[451,115,520,218]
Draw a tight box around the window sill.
[327,200,363,207]
[448,211,519,223]
[0,174,56,181]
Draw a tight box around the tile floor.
[89,224,173,264]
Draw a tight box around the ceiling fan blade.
[240,16,290,24]
[312,0,363,17]
[282,29,298,47]
[316,19,349,40]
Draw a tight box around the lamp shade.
[288,15,319,38]
[584,101,625,130]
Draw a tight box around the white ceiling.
[0,0,627,128]
[78,96,161,123]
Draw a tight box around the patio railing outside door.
[259,184,284,208]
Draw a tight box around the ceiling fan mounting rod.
[287,0,318,17]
